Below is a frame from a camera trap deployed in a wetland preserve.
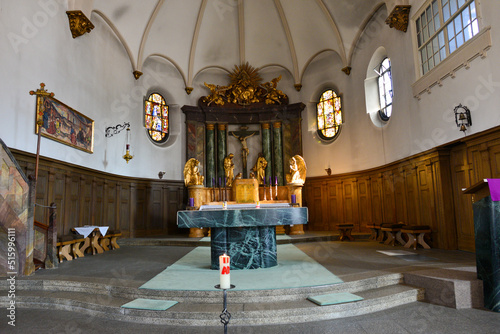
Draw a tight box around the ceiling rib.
[273,0,299,85]
[187,0,208,91]
[137,0,164,72]
[347,3,386,66]
[92,10,136,73]
[238,0,245,64]
[315,0,347,67]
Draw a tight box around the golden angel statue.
[286,155,307,185]
[183,158,204,186]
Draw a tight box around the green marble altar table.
[177,204,308,270]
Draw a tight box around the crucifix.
[229,126,259,179]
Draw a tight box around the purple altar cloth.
[487,179,500,201]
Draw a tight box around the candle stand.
[215,284,235,334]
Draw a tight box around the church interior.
[1,0,500,332]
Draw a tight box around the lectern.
[463,179,500,312]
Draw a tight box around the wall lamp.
[454,104,472,134]
[105,122,134,163]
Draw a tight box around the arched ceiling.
[73,0,399,92]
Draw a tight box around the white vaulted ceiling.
[88,0,387,90]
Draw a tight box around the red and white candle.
[219,254,230,289]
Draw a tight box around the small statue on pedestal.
[224,153,235,186]
[183,158,204,186]
[252,153,267,185]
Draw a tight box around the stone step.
[0,284,422,326]
[2,272,403,304]
[403,266,484,309]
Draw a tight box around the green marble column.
[273,122,284,186]
[206,123,215,187]
[261,123,272,183]
[217,124,227,187]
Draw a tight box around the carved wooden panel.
[489,140,500,178]
[382,172,395,223]
[451,145,475,251]
[357,178,371,231]
[405,167,419,226]
[393,169,407,223]
[370,176,383,224]
[326,180,341,229]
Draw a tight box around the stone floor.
[1,233,500,333]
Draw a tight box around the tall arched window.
[377,58,393,121]
[144,93,169,144]
[317,89,342,141]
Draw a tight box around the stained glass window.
[377,58,393,121]
[144,93,169,143]
[316,89,342,141]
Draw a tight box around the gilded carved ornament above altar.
[385,5,411,33]
[202,62,288,107]
[66,10,94,38]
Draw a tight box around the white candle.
[219,254,230,289]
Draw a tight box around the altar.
[177,203,308,270]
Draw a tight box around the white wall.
[299,0,500,177]
[2,0,499,181]
[0,0,189,180]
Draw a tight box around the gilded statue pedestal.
[187,185,206,238]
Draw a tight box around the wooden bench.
[366,223,381,241]
[71,234,87,258]
[99,230,122,250]
[380,223,406,246]
[336,224,354,241]
[401,225,432,250]
[56,236,74,262]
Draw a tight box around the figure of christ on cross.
[229,126,259,179]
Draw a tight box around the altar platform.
[1,235,497,333]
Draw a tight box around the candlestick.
[275,177,278,200]
[291,194,296,204]
[189,197,194,207]
[219,254,230,289]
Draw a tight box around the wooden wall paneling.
[342,179,359,231]
[382,171,396,224]
[34,168,49,223]
[64,173,81,235]
[51,170,65,234]
[129,183,137,238]
[104,180,117,228]
[326,180,341,229]
[370,174,383,224]
[468,143,491,183]
[404,166,420,226]
[303,181,325,230]
[416,162,437,238]
[167,186,181,235]
[80,176,92,226]
[357,177,372,231]
[393,168,408,223]
[150,184,164,234]
[93,178,104,226]
[487,139,500,178]
[450,145,475,251]
[135,185,147,236]
[431,151,457,250]
[119,183,131,237]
